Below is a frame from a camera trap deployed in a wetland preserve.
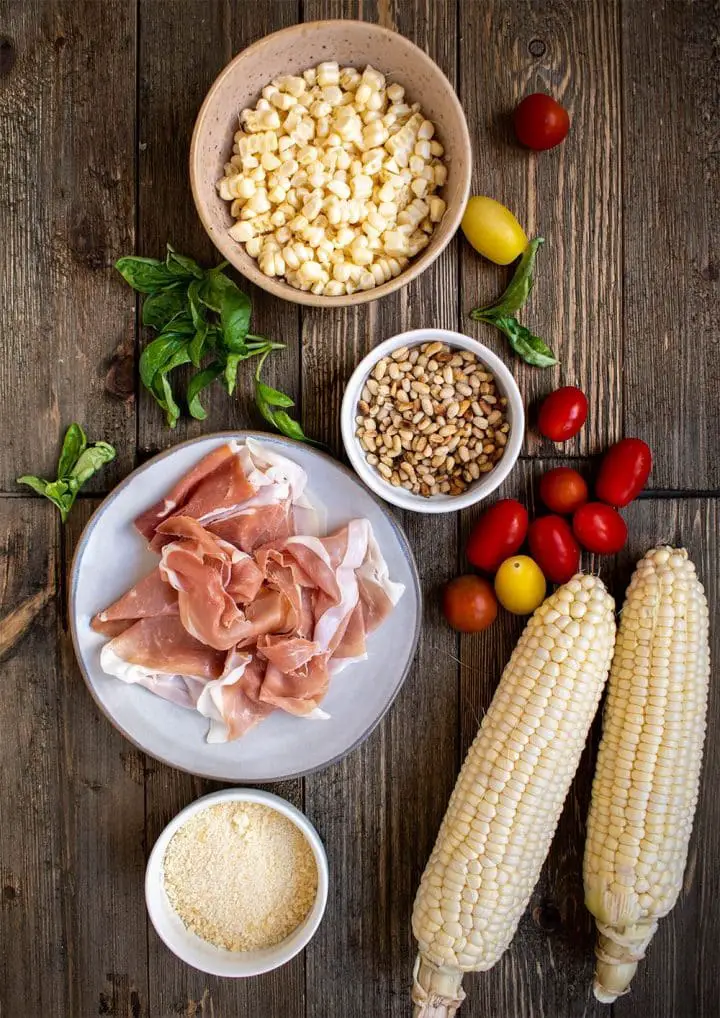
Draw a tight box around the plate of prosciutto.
[70,433,420,782]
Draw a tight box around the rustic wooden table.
[1,1,718,1016]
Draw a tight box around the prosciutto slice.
[95,440,405,743]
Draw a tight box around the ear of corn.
[411,574,616,1017]
[583,547,710,1003]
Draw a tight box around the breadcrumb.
[163,802,318,951]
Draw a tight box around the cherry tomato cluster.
[442,386,652,634]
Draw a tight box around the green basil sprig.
[470,238,558,368]
[17,423,116,522]
[116,244,312,441]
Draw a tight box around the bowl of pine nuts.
[190,21,471,306]
[341,329,524,513]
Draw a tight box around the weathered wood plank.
[459,0,622,459]
[621,0,720,491]
[138,3,305,1016]
[0,0,136,490]
[137,0,301,460]
[61,500,149,1018]
[299,3,460,1017]
[0,500,67,1015]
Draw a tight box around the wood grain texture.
[0,500,67,1016]
[138,3,305,1016]
[61,500,149,1018]
[0,0,136,490]
[459,0,622,459]
[137,0,301,460]
[621,0,720,491]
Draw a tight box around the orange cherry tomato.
[539,467,588,514]
[443,575,498,633]
[538,386,588,442]
[528,516,581,584]
[466,499,529,573]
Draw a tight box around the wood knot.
[533,902,563,933]
[528,38,547,58]
[0,36,16,77]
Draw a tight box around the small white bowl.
[341,329,524,513]
[145,788,329,976]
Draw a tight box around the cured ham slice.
[100,616,225,683]
[91,567,178,636]
[196,651,274,742]
[135,444,242,539]
[96,439,405,743]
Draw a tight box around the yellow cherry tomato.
[494,555,546,615]
[461,196,529,265]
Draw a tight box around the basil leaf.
[220,289,251,353]
[472,238,545,318]
[153,371,181,428]
[165,244,204,279]
[198,268,233,313]
[115,256,185,293]
[187,278,206,330]
[17,474,54,498]
[56,423,87,478]
[223,352,244,395]
[189,319,209,367]
[69,442,117,487]
[256,380,295,408]
[188,363,223,419]
[271,410,308,442]
[493,315,558,367]
[142,285,188,329]
[139,334,188,389]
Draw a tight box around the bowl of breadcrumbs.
[145,788,329,976]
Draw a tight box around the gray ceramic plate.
[70,433,421,782]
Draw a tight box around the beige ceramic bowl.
[190,20,471,307]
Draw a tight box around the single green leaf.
[471,238,545,319]
[188,319,209,368]
[220,289,251,353]
[493,315,558,367]
[256,380,295,409]
[165,244,204,279]
[223,352,243,395]
[187,363,223,419]
[272,410,309,442]
[56,423,87,478]
[69,442,117,487]
[139,334,189,389]
[115,256,186,294]
[17,474,53,498]
[187,278,206,329]
[142,285,188,329]
[153,371,181,428]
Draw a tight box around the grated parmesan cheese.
[163,802,318,951]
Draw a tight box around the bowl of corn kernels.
[341,329,525,513]
[190,20,471,307]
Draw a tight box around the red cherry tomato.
[466,499,529,573]
[538,386,588,442]
[514,93,570,151]
[443,575,498,633]
[527,516,581,584]
[539,467,588,514]
[572,503,627,555]
[595,438,653,507]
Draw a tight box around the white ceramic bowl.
[341,329,524,513]
[145,788,329,976]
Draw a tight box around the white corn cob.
[412,574,616,1017]
[583,547,710,1003]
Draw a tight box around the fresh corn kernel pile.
[217,62,448,296]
